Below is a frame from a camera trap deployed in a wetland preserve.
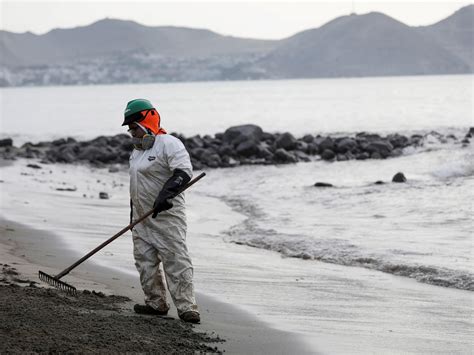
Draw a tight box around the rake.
[39,172,206,296]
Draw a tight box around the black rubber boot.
[133,304,168,316]
[179,311,201,324]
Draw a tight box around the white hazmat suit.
[129,134,198,315]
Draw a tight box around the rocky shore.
[0,125,472,170]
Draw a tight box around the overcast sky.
[0,1,470,39]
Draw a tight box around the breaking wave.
[222,197,474,292]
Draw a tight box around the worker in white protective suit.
[122,98,200,324]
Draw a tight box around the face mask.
[132,134,155,150]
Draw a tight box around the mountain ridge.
[1,5,472,86]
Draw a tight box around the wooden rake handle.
[55,172,206,279]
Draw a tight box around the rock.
[185,135,204,149]
[465,127,474,138]
[321,149,336,161]
[262,132,275,143]
[26,164,42,169]
[222,124,263,147]
[218,144,234,157]
[318,137,335,152]
[0,138,13,147]
[392,172,407,183]
[302,134,314,143]
[56,187,77,192]
[371,152,382,159]
[336,138,357,153]
[314,182,333,187]
[274,148,298,163]
[108,166,119,173]
[356,152,370,160]
[337,154,348,161]
[51,138,67,146]
[306,143,319,155]
[374,181,385,185]
[202,153,222,168]
[294,151,311,162]
[366,141,394,158]
[99,192,109,199]
[189,147,208,160]
[296,141,308,153]
[356,132,382,142]
[387,133,409,148]
[236,140,259,157]
[256,144,274,160]
[275,132,297,150]
[410,134,423,146]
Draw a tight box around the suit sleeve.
[164,137,193,179]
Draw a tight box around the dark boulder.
[392,172,407,183]
[77,146,104,162]
[202,153,222,168]
[306,143,319,155]
[374,181,385,185]
[314,182,333,187]
[466,127,474,138]
[410,134,423,146]
[356,132,382,142]
[51,138,67,146]
[336,138,357,154]
[26,164,42,169]
[262,132,275,143]
[296,141,309,153]
[274,148,298,163]
[321,149,336,161]
[302,134,314,143]
[90,136,110,147]
[218,144,234,157]
[366,141,394,158]
[236,140,259,157]
[294,151,311,162]
[387,133,409,148]
[0,138,13,147]
[185,135,204,149]
[222,124,263,147]
[256,144,274,160]
[275,132,297,150]
[318,137,335,152]
[356,152,370,160]
[99,192,109,199]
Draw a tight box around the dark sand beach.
[0,215,314,354]
[0,265,221,354]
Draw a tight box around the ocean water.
[0,75,472,145]
[0,75,473,291]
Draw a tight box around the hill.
[262,11,470,78]
[0,5,472,86]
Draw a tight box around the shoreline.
[0,217,314,354]
[1,157,473,353]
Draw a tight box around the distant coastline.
[1,5,472,87]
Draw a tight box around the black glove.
[152,169,191,218]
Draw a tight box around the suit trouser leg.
[133,230,170,312]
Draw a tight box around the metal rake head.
[38,270,77,296]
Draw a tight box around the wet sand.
[0,264,221,354]
[0,217,314,354]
